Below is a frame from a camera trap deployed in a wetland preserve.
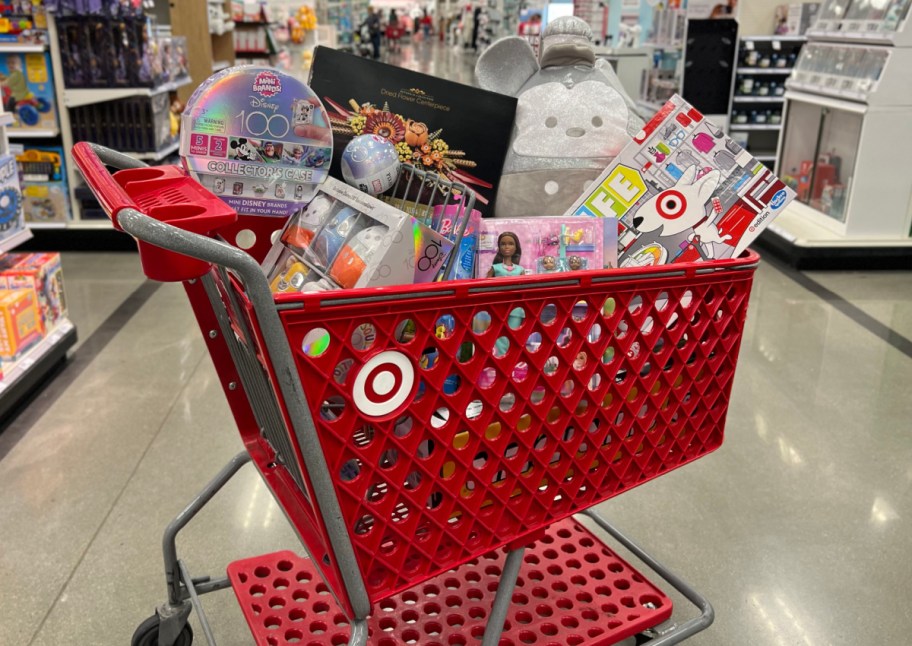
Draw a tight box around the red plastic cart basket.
[74,142,756,646]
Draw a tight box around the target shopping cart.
[74,142,758,646]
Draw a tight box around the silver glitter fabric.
[476,17,643,217]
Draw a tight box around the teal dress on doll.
[491,262,524,277]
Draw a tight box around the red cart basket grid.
[73,142,756,646]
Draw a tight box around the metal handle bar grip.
[72,142,149,227]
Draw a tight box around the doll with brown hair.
[487,231,524,277]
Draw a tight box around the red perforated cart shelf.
[228,518,672,646]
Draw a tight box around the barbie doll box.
[565,94,795,267]
[475,216,618,279]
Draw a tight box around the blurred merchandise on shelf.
[0,153,25,240]
[0,287,42,361]
[0,252,67,332]
[730,36,804,166]
[16,147,71,224]
[0,1,49,45]
[56,9,188,90]
[70,93,174,155]
[0,52,57,132]
[773,3,821,35]
[647,6,686,47]
[232,0,268,23]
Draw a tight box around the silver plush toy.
[476,16,644,218]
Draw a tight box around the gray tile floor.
[2,42,912,646]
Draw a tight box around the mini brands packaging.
[263,176,454,293]
[565,94,795,267]
[180,65,334,217]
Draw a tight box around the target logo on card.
[352,351,415,417]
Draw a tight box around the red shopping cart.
[74,142,758,646]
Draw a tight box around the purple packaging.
[180,65,333,217]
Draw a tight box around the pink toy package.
[475,217,618,279]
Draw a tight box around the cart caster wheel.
[131,614,193,646]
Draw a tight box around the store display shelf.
[124,140,180,162]
[643,41,683,49]
[733,96,784,103]
[235,49,270,55]
[210,20,235,35]
[736,67,794,74]
[0,229,33,254]
[730,123,781,130]
[7,127,60,138]
[64,77,192,108]
[24,221,69,229]
[741,35,806,42]
[0,319,77,421]
[757,201,912,269]
[0,43,47,53]
[751,152,777,161]
[67,220,114,230]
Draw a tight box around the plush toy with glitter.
[476,16,643,218]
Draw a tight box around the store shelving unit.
[728,35,804,166]
[38,10,191,231]
[759,0,912,267]
[0,109,77,423]
[0,43,47,53]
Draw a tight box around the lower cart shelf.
[227,517,672,646]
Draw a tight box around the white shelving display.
[0,106,77,418]
[728,36,805,168]
[43,11,190,229]
[764,0,912,260]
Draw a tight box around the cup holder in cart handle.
[72,142,240,282]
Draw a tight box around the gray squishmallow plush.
[476,16,643,218]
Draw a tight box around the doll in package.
[475,216,618,279]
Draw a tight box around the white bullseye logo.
[353,351,415,417]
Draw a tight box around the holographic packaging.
[180,66,333,217]
[262,177,454,293]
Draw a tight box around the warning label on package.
[192,116,227,134]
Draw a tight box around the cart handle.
[72,142,149,230]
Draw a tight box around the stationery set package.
[262,177,453,293]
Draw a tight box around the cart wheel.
[131,614,193,646]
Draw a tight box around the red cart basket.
[74,142,757,646]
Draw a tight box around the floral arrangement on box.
[323,97,493,202]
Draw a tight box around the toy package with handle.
[180,65,333,217]
[262,177,454,293]
[565,94,795,267]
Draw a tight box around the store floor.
[2,41,912,646]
